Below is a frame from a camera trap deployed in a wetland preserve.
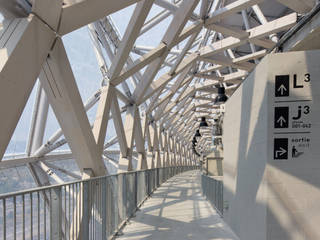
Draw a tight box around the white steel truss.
[0,0,316,187]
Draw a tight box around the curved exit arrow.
[276,147,287,157]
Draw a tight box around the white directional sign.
[274,107,288,128]
[274,138,288,160]
[275,75,289,97]
[270,52,317,161]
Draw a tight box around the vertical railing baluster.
[90,182,92,239]
[68,185,71,240]
[72,184,74,239]
[37,192,40,240]
[82,181,90,240]
[14,196,16,240]
[92,181,95,240]
[80,183,83,239]
[102,178,107,240]
[3,199,6,240]
[44,191,46,240]
[98,180,100,240]
[30,192,33,239]
[50,187,62,240]
[64,186,67,240]
[22,194,25,240]
[76,184,78,239]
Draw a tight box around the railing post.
[118,173,125,223]
[50,187,62,240]
[101,178,107,239]
[156,168,159,187]
[81,181,90,240]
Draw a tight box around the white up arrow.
[277,84,287,95]
[277,116,287,127]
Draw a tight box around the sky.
[2,3,181,155]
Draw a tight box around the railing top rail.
[0,165,193,199]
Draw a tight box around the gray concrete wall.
[223,56,269,240]
[207,158,223,176]
[206,149,223,176]
[223,50,320,240]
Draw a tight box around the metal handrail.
[201,174,224,216]
[0,166,190,199]
[0,166,198,240]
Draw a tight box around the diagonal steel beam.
[0,16,56,161]
[133,0,200,105]
[40,38,107,176]
[59,0,142,35]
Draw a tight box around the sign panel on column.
[270,53,315,162]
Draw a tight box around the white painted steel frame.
[0,0,309,188]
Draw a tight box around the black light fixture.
[215,86,228,103]
[195,129,201,137]
[199,117,208,128]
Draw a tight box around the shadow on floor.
[116,171,239,240]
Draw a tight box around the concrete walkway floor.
[116,170,239,240]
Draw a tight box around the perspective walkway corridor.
[117,171,239,240]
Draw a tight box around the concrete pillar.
[223,50,320,240]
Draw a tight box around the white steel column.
[134,108,148,170]
[118,105,138,172]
